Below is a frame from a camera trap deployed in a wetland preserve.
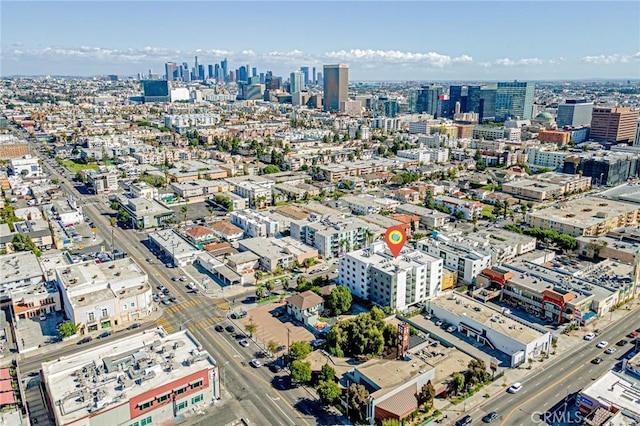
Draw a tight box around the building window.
[140,417,152,426]
[101,308,108,318]
[177,400,188,411]
[129,422,139,426]
[175,387,187,395]
[87,312,95,322]
[191,394,203,404]
[139,401,153,410]
[157,393,170,403]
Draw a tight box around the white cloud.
[581,53,634,64]
[323,49,472,68]
[495,57,543,67]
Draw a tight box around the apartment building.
[416,238,491,284]
[338,242,443,311]
[526,147,570,169]
[0,252,45,301]
[9,155,41,177]
[230,209,279,237]
[86,171,119,194]
[129,182,159,200]
[396,148,449,164]
[395,203,450,229]
[501,179,564,201]
[434,196,483,220]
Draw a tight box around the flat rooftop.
[581,370,640,417]
[527,196,639,229]
[577,259,635,292]
[0,251,44,286]
[57,257,147,291]
[42,329,216,425]
[149,230,199,258]
[352,356,432,399]
[431,293,546,344]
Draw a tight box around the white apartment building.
[408,122,429,134]
[129,182,159,200]
[9,155,41,177]
[472,126,505,140]
[396,148,449,164]
[230,210,279,238]
[341,195,382,215]
[339,242,443,311]
[416,238,491,284]
[55,258,153,333]
[525,147,570,168]
[86,171,119,194]
[226,176,275,209]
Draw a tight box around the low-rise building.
[148,230,200,267]
[10,281,61,322]
[434,196,483,220]
[425,293,552,367]
[184,226,217,247]
[41,329,220,426]
[239,237,318,272]
[9,155,41,177]
[395,203,450,229]
[50,197,83,226]
[195,252,245,287]
[13,219,53,249]
[501,179,564,202]
[339,242,443,311]
[55,258,153,333]
[86,171,119,194]
[285,290,325,328]
[577,369,640,422]
[129,181,159,200]
[230,209,279,238]
[209,221,244,242]
[118,196,174,230]
[526,196,640,237]
[0,252,45,301]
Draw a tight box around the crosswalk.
[165,299,203,314]
[157,315,224,335]
[213,299,229,312]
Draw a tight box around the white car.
[249,359,261,368]
[605,347,617,354]
[596,341,609,349]
[507,382,523,394]
[584,333,596,341]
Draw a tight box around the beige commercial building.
[590,107,639,144]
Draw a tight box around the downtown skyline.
[1,1,639,80]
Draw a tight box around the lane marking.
[266,393,294,426]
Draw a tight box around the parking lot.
[238,302,314,353]
[16,312,66,353]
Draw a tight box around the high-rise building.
[214,64,221,81]
[221,58,228,82]
[323,64,348,112]
[165,62,177,81]
[448,85,467,118]
[590,107,640,144]
[237,66,248,83]
[142,80,170,103]
[312,67,316,84]
[467,85,497,122]
[557,100,594,128]
[384,100,399,118]
[194,56,199,78]
[290,70,305,94]
[208,64,214,80]
[198,65,205,81]
[495,81,535,121]
[252,67,257,77]
[300,66,310,85]
[317,72,323,86]
[414,85,444,116]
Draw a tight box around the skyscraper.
[414,85,443,116]
[290,70,305,94]
[208,65,214,80]
[323,64,348,113]
[590,107,639,144]
[300,67,310,86]
[165,62,177,81]
[221,58,228,82]
[214,64,221,81]
[557,100,594,128]
[237,66,248,83]
[495,81,535,121]
[252,67,257,77]
[448,85,467,117]
[466,86,496,122]
[194,56,199,78]
[312,67,316,85]
[198,65,205,81]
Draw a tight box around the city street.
[24,141,335,425]
[459,304,640,426]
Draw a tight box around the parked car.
[128,323,140,330]
[592,357,603,364]
[77,337,93,345]
[605,347,617,354]
[226,325,235,333]
[161,297,171,305]
[617,340,628,346]
[97,331,111,339]
[162,288,171,295]
[628,331,638,338]
[584,332,596,341]
[507,383,523,393]
[482,412,498,423]
[153,294,160,303]
[249,359,262,368]
[596,341,609,349]
[447,325,457,333]
[239,340,250,347]
[269,363,282,373]
[215,324,224,332]
[435,320,444,326]
[179,276,187,282]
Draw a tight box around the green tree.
[289,340,312,361]
[303,257,316,272]
[290,360,312,385]
[245,318,258,337]
[254,270,264,281]
[180,205,188,224]
[381,420,402,426]
[267,340,279,355]
[417,381,436,409]
[265,281,275,295]
[58,321,79,338]
[347,383,370,422]
[262,164,281,174]
[325,286,352,316]
[12,234,41,256]
[255,286,266,299]
[452,372,465,395]
[319,363,336,383]
[465,359,489,387]
[316,379,341,406]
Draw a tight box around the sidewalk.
[434,298,640,423]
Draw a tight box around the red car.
[628,331,638,338]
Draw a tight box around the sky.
[1,1,639,80]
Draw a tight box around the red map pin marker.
[384,225,407,258]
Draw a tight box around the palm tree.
[180,205,188,225]
[245,318,258,337]
[267,340,279,355]
[364,228,375,247]
[303,257,316,273]
[266,281,275,296]
[207,206,214,221]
